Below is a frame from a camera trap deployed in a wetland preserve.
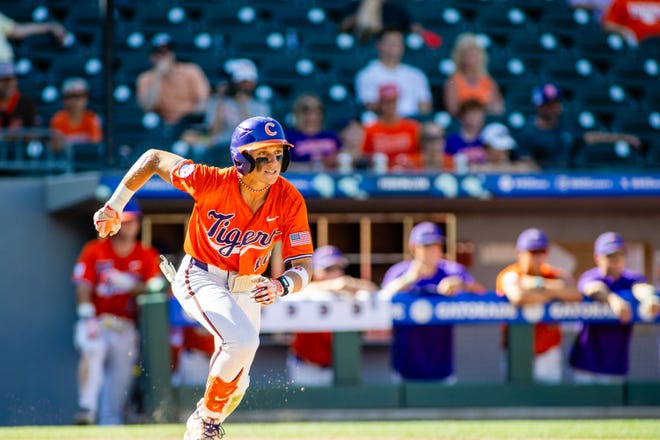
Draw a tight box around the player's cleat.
[74,408,95,425]
[183,410,225,440]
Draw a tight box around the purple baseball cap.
[312,245,348,271]
[532,83,562,106]
[594,232,625,256]
[516,228,548,251]
[409,222,444,246]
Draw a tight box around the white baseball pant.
[172,255,261,422]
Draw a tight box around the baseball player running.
[93,116,313,439]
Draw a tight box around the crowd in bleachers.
[0,0,659,174]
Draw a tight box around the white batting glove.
[93,205,121,238]
[249,278,284,305]
[74,318,101,352]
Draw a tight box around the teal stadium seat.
[573,142,645,171]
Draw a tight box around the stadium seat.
[607,55,659,96]
[612,110,660,152]
[71,143,106,172]
[572,142,645,171]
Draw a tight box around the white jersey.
[355,60,432,117]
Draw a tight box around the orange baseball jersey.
[361,118,422,170]
[72,238,161,321]
[170,160,314,274]
[496,262,564,355]
[49,109,103,143]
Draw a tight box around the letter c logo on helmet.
[229,116,293,175]
[264,122,277,136]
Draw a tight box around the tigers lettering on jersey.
[206,211,282,257]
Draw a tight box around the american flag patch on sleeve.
[289,231,311,247]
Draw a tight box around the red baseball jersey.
[170,161,314,274]
[72,239,161,321]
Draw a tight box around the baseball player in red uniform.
[72,201,163,425]
[93,116,314,440]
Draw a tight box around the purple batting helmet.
[230,116,293,175]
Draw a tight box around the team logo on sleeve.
[178,163,195,178]
[289,231,311,247]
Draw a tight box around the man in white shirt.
[355,29,433,118]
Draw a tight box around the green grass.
[1,420,659,439]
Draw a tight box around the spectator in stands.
[420,121,445,171]
[516,83,642,170]
[470,122,540,173]
[355,28,433,118]
[380,221,486,382]
[287,245,378,386]
[49,77,102,153]
[518,83,641,170]
[601,0,660,47]
[443,99,488,173]
[360,83,422,172]
[136,33,210,126]
[496,228,582,383]
[569,232,659,383]
[0,11,68,61]
[339,0,442,48]
[444,33,505,117]
[336,116,367,171]
[286,93,341,172]
[0,60,36,129]
[181,58,270,151]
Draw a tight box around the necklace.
[238,177,271,193]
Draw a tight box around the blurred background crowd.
[0,0,658,175]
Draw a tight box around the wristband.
[277,275,292,297]
[77,302,96,319]
[284,266,310,291]
[106,183,135,213]
[534,276,545,290]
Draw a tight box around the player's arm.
[632,282,660,320]
[583,279,632,323]
[94,149,184,238]
[75,282,95,320]
[500,272,556,306]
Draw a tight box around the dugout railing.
[137,291,660,423]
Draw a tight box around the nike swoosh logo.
[266,216,279,222]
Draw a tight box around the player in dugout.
[92,116,314,440]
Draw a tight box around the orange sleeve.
[72,240,100,285]
[279,183,314,264]
[88,112,103,142]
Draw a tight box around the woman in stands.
[444,33,505,117]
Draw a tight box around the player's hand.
[608,294,633,324]
[639,298,660,321]
[249,278,284,305]
[437,275,464,296]
[93,205,121,238]
[74,318,101,352]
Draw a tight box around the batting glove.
[249,278,284,305]
[93,205,121,238]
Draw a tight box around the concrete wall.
[0,178,91,426]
